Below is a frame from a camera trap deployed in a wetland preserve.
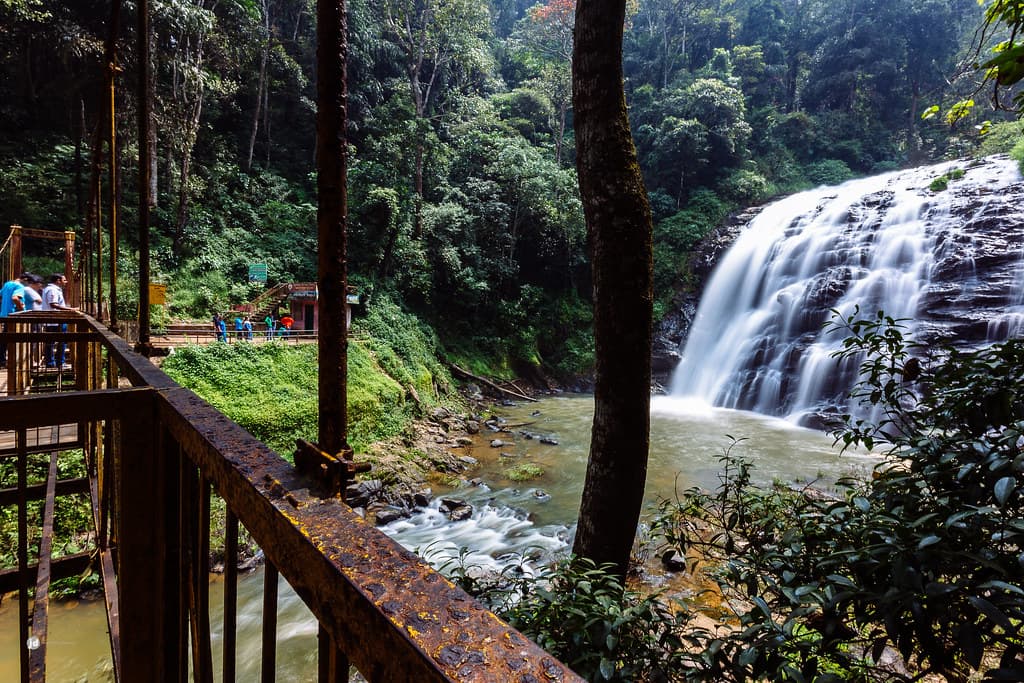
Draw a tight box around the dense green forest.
[0,0,1020,375]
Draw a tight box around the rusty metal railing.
[0,314,582,682]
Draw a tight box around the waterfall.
[669,156,1024,425]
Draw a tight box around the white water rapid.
[670,155,1024,424]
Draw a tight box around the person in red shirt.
[279,314,294,338]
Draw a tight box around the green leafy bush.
[652,311,1024,681]
[443,554,705,682]
[804,159,854,186]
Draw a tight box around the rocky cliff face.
[655,155,1024,419]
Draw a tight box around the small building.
[282,283,361,331]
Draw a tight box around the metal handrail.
[0,314,582,683]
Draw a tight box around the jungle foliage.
[1,0,1021,376]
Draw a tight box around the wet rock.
[439,498,473,522]
[661,550,687,572]
[539,437,559,446]
[530,410,541,417]
[520,431,535,440]
[465,420,480,434]
[458,455,478,467]
[374,507,409,525]
[346,479,384,508]
[413,489,433,507]
[532,489,551,502]
[453,436,473,446]
[489,439,505,448]
[468,478,484,487]
[499,451,518,458]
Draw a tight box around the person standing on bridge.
[264,313,275,339]
[0,272,29,368]
[42,274,75,368]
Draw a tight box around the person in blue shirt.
[234,315,244,341]
[0,273,29,367]
[212,313,227,342]
[243,316,253,340]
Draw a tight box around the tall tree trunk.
[246,0,270,171]
[138,0,152,351]
[571,0,654,580]
[316,0,351,459]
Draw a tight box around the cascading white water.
[670,156,1024,424]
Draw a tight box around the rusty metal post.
[316,0,352,468]
[10,225,22,281]
[64,232,76,306]
[136,0,151,352]
[117,395,183,681]
[105,0,122,327]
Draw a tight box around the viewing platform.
[0,313,581,682]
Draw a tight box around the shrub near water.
[162,339,422,454]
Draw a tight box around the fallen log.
[449,363,539,402]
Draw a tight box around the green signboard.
[248,263,268,283]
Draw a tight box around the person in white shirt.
[42,274,75,367]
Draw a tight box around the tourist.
[264,313,275,339]
[42,273,75,368]
[0,272,29,368]
[279,314,294,338]
[212,313,227,342]
[243,316,253,340]
[21,274,44,311]
[234,315,244,341]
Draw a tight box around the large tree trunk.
[316,0,351,458]
[571,0,654,580]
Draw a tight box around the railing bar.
[261,561,278,683]
[87,435,122,683]
[0,437,84,458]
[99,547,121,681]
[100,417,113,550]
[183,459,203,683]
[223,510,239,683]
[195,475,214,683]
[318,625,350,683]
[16,427,29,683]
[0,551,93,595]
[28,447,60,681]
[176,445,189,683]
[0,476,90,506]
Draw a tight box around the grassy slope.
[161,296,461,456]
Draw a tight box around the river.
[0,394,867,681]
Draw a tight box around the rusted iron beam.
[318,626,349,683]
[153,387,584,682]
[0,551,93,595]
[261,561,279,683]
[28,449,60,681]
[223,510,239,683]
[295,438,369,497]
[116,390,178,682]
[0,476,90,506]
[16,428,28,683]
[0,387,151,429]
[136,0,152,350]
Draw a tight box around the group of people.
[211,312,294,342]
[0,271,75,369]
